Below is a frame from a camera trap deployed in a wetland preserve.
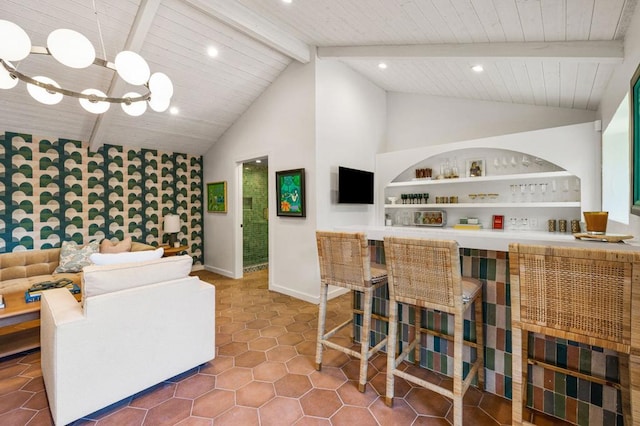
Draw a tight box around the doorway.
[242,158,269,273]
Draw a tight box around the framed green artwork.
[207,181,227,213]
[632,63,640,216]
[276,168,305,217]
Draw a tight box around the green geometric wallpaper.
[0,131,203,265]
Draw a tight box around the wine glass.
[522,156,530,167]
[539,183,547,201]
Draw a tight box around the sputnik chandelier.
[0,18,173,116]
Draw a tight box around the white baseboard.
[269,283,350,305]
[204,265,235,278]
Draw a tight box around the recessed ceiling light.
[378,62,387,70]
[471,64,484,73]
[207,46,219,58]
[169,106,179,115]
[282,0,293,3]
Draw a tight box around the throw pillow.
[100,237,132,253]
[89,248,164,266]
[55,240,100,273]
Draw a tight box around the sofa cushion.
[55,241,100,273]
[100,237,132,253]
[89,248,164,266]
[130,242,156,252]
[0,248,61,282]
[82,255,192,298]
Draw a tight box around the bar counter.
[336,225,639,425]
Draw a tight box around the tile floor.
[0,269,572,425]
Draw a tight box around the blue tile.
[590,382,603,406]
[505,376,512,400]
[557,343,567,368]
[566,375,577,398]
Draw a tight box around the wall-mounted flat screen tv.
[338,166,374,204]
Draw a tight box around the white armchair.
[40,255,215,425]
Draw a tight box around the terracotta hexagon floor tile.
[278,332,304,346]
[286,355,316,375]
[243,305,265,314]
[0,376,31,396]
[309,367,347,390]
[143,397,192,425]
[369,397,418,425]
[274,374,312,398]
[0,364,29,381]
[232,328,261,342]
[213,406,259,425]
[270,316,295,327]
[215,367,253,390]
[259,396,303,426]
[20,376,44,393]
[293,415,331,425]
[404,388,452,417]
[341,359,377,383]
[236,381,275,408]
[261,325,287,338]
[286,322,312,333]
[199,356,233,375]
[22,390,48,410]
[294,341,317,356]
[216,333,232,347]
[249,337,278,351]
[412,416,452,425]
[330,406,378,425]
[256,311,279,320]
[218,322,245,335]
[317,348,350,368]
[129,382,176,409]
[336,380,379,406]
[266,345,297,362]
[246,319,271,329]
[192,389,235,418]
[445,405,506,425]
[253,361,288,383]
[294,313,316,323]
[300,389,342,417]
[235,351,267,368]
[370,371,412,398]
[95,406,146,425]
[233,312,257,322]
[478,393,513,424]
[175,415,214,425]
[217,341,249,357]
[0,407,37,425]
[175,374,217,399]
[0,390,38,415]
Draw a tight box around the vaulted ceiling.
[0,0,636,155]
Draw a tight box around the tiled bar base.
[352,240,623,425]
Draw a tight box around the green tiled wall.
[355,242,622,425]
[0,131,204,264]
[242,163,268,267]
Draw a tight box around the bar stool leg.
[619,353,632,425]
[385,300,399,407]
[474,299,485,389]
[315,282,329,371]
[358,287,374,392]
[511,326,525,425]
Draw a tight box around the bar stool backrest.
[316,231,371,289]
[509,243,640,351]
[384,237,462,313]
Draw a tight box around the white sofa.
[40,255,215,426]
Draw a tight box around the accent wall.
[0,131,204,265]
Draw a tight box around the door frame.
[234,154,272,283]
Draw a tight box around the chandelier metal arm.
[0,55,151,104]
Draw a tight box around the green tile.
[554,372,566,396]
[554,392,566,419]
[427,350,433,369]
[579,349,592,374]
[577,401,590,426]
[486,303,496,326]
[485,347,495,370]
[486,258,497,281]
[504,352,512,377]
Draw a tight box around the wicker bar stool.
[315,231,388,392]
[509,243,640,425]
[383,236,484,426]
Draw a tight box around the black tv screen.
[338,166,374,204]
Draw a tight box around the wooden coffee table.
[0,290,80,358]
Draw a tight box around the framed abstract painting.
[207,181,227,213]
[276,168,305,217]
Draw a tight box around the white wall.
[598,5,640,236]
[203,57,318,302]
[385,92,596,152]
[315,60,387,230]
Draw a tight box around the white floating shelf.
[384,202,580,208]
[386,170,573,187]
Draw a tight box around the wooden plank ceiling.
[0,0,636,155]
